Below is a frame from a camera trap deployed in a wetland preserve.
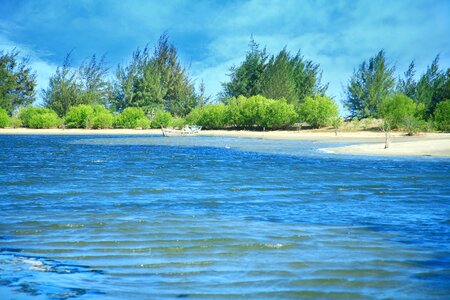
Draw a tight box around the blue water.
[1,134,449,299]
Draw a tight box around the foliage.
[111,34,198,117]
[151,110,172,128]
[170,117,186,129]
[65,105,94,128]
[227,95,297,129]
[0,107,11,127]
[135,116,151,129]
[77,54,111,106]
[433,99,450,132]
[222,38,268,100]
[9,117,22,128]
[0,50,36,114]
[186,104,228,129]
[42,53,81,117]
[222,39,327,107]
[298,94,339,128]
[19,106,60,128]
[344,50,395,118]
[415,56,450,118]
[91,105,113,129]
[380,94,424,133]
[113,107,149,129]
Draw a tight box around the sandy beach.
[1,128,449,157]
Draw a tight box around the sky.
[0,0,449,110]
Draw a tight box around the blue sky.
[0,0,449,109]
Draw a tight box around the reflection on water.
[1,135,449,299]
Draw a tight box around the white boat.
[161,125,202,137]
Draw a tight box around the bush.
[65,105,94,128]
[136,117,151,129]
[19,106,60,128]
[170,117,186,129]
[114,107,149,129]
[151,110,172,128]
[380,94,424,132]
[28,112,61,129]
[0,108,11,128]
[298,94,339,128]
[227,95,297,129]
[10,117,22,128]
[92,105,113,129]
[434,100,450,132]
[186,104,228,129]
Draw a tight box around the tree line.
[0,35,449,132]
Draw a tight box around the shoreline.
[1,128,449,158]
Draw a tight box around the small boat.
[161,125,202,137]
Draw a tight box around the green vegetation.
[1,36,448,133]
[344,50,395,119]
[150,110,172,128]
[227,95,297,129]
[114,107,150,129]
[65,104,113,129]
[111,34,199,117]
[222,39,326,107]
[19,106,60,128]
[187,104,227,129]
[434,100,450,132]
[0,50,36,115]
[0,107,11,127]
[298,95,339,128]
[65,105,94,128]
[91,105,113,129]
[380,94,426,134]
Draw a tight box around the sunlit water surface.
[1,135,449,299]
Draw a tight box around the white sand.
[1,128,449,157]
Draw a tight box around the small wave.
[318,148,335,154]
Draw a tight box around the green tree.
[433,99,450,132]
[0,50,36,114]
[397,61,417,99]
[0,107,11,127]
[344,50,395,118]
[221,37,268,100]
[380,93,424,133]
[111,34,197,117]
[260,49,297,105]
[42,53,81,117]
[298,94,339,128]
[416,56,449,118]
[151,110,172,128]
[78,54,111,106]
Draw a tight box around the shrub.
[380,94,423,132]
[298,94,339,128]
[28,111,61,129]
[136,117,151,129]
[151,110,172,128]
[92,105,113,129]
[264,99,297,129]
[0,108,11,128]
[114,107,149,129]
[10,117,22,128]
[19,106,60,128]
[227,95,297,129]
[170,117,186,129]
[65,105,94,128]
[434,100,450,132]
[186,104,228,129]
